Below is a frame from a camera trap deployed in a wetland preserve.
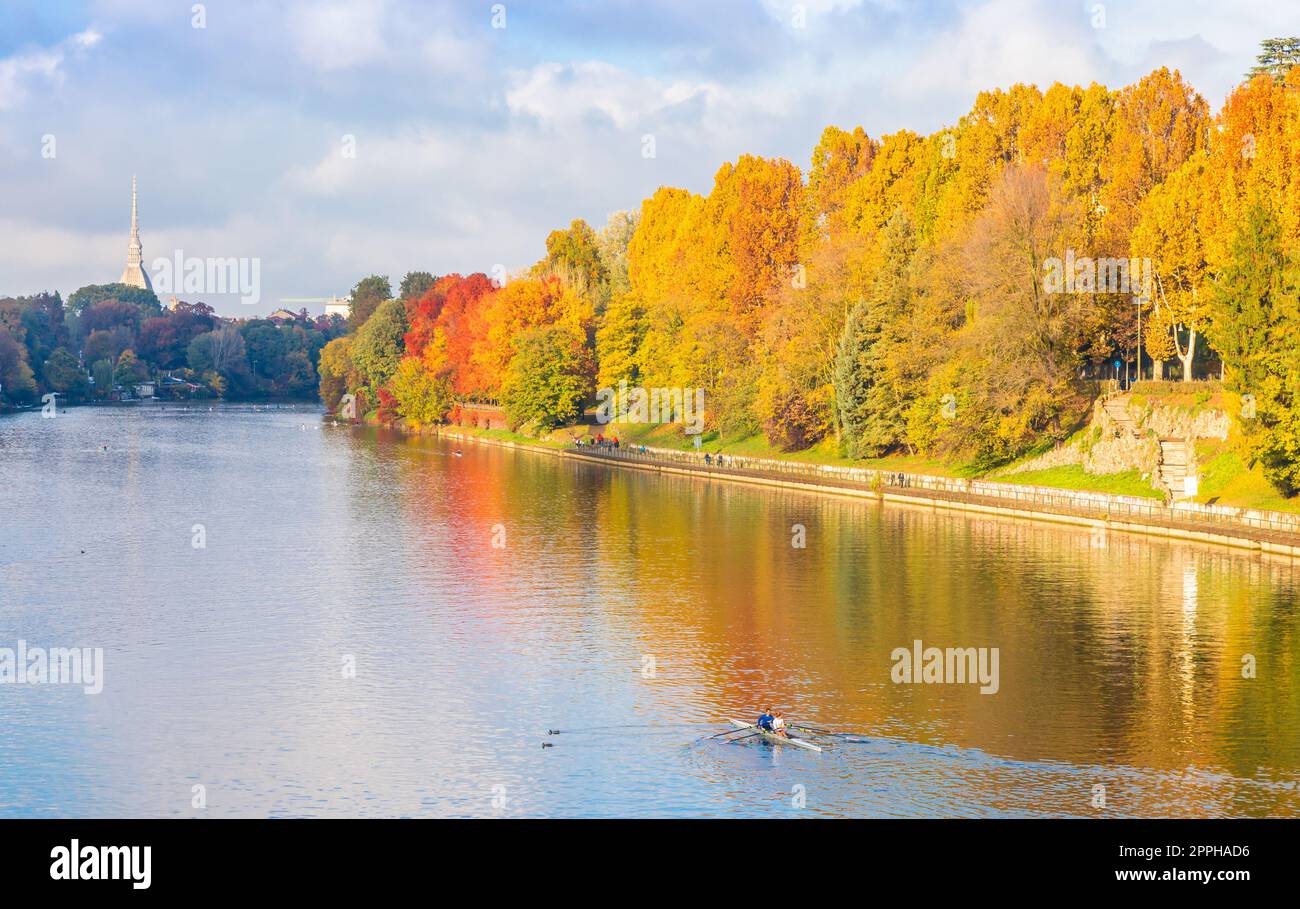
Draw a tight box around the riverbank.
[399,420,1300,559]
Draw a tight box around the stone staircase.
[1102,394,1195,499]
[1158,438,1192,497]
[1102,395,1139,438]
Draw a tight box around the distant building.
[118,176,154,293]
[277,295,350,320]
[158,374,202,399]
[134,383,155,399]
[325,295,350,320]
[267,308,299,322]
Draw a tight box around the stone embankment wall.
[1132,400,1230,441]
[996,394,1231,489]
[449,403,508,431]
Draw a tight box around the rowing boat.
[727,718,823,752]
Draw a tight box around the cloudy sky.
[0,0,1283,314]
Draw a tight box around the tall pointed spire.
[119,175,154,292]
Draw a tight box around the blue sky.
[0,0,1282,314]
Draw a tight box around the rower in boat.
[756,707,775,732]
[725,715,823,751]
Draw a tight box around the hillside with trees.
[0,284,346,406]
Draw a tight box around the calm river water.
[2,404,1299,817]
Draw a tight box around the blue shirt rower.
[756,709,774,731]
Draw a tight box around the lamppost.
[1134,293,1146,384]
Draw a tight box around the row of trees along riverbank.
[314,42,1300,500]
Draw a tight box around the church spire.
[119,175,154,292]
[131,175,139,239]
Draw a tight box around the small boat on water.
[727,718,823,752]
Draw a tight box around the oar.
[789,723,836,735]
[707,724,755,740]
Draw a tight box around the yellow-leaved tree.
[1131,153,1211,380]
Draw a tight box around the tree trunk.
[1178,328,1197,382]
[1153,359,1164,380]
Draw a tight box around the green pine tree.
[833,297,874,456]
[833,210,916,458]
[1211,200,1300,495]
[1248,37,1300,82]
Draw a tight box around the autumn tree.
[351,299,408,391]
[626,187,707,307]
[1098,68,1209,251]
[317,336,358,410]
[542,219,609,296]
[399,271,436,301]
[596,210,639,299]
[805,125,876,246]
[915,165,1089,467]
[595,292,646,389]
[757,233,871,450]
[43,348,89,401]
[0,330,36,403]
[710,155,804,333]
[433,273,496,397]
[1202,72,1300,265]
[501,324,590,432]
[1130,151,1212,380]
[391,330,453,425]
[113,349,150,386]
[347,274,392,331]
[478,275,592,393]
[843,130,926,239]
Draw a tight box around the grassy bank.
[1194,439,1300,513]
[985,465,1163,499]
[586,419,964,476]
[381,416,579,450]
[585,420,1161,494]
[415,399,1296,514]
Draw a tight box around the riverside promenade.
[563,442,1300,558]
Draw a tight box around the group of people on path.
[575,436,734,465]
[578,434,620,450]
[577,434,653,455]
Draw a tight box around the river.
[1,404,1298,817]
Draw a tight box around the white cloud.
[902,0,1103,98]
[505,61,726,130]
[0,217,120,275]
[72,30,104,50]
[0,29,101,111]
[284,128,456,196]
[288,0,390,71]
[759,0,867,20]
